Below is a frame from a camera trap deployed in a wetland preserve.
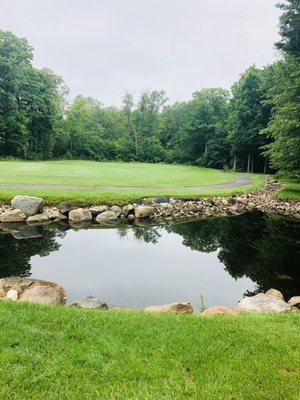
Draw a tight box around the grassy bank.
[278,179,300,200]
[0,160,264,205]
[0,301,299,399]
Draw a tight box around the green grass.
[0,301,299,399]
[0,160,264,205]
[278,179,300,200]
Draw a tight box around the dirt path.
[0,176,252,191]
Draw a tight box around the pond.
[0,211,299,309]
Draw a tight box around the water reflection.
[0,212,299,306]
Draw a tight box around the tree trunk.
[247,153,251,173]
[233,155,237,171]
[204,141,208,155]
[263,158,267,174]
[251,155,254,173]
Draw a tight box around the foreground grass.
[278,179,300,200]
[0,160,264,205]
[0,301,299,399]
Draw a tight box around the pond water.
[0,211,299,309]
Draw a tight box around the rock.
[44,208,67,220]
[201,306,243,316]
[235,196,248,205]
[288,296,300,308]
[110,205,122,216]
[0,277,67,305]
[227,197,236,205]
[58,201,74,215]
[89,205,108,216]
[122,204,134,217]
[27,212,50,224]
[237,293,290,312]
[144,302,194,314]
[265,288,285,301]
[69,208,92,223]
[70,296,108,309]
[6,289,18,301]
[0,209,26,223]
[11,195,43,217]
[127,214,135,221]
[135,205,155,219]
[96,210,119,224]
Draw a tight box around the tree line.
[0,0,299,177]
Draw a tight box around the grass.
[0,301,299,399]
[278,179,300,200]
[0,160,264,205]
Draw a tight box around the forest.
[0,0,299,177]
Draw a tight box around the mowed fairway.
[0,160,264,204]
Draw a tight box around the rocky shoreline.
[0,277,299,316]
[0,180,299,229]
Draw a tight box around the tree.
[262,58,300,177]
[229,67,271,172]
[0,30,33,157]
[276,0,300,56]
[179,88,230,166]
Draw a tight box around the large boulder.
[70,296,108,309]
[135,205,155,219]
[237,293,290,312]
[265,288,285,301]
[145,302,194,314]
[0,277,67,305]
[68,208,92,223]
[96,210,119,224]
[11,195,43,217]
[201,306,243,316]
[0,209,26,223]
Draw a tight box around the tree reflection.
[169,212,300,299]
[0,225,65,278]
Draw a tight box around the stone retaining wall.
[0,180,299,227]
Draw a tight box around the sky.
[0,0,281,106]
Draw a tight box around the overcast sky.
[0,0,281,106]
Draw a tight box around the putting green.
[0,160,264,205]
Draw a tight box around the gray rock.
[96,210,119,224]
[27,212,50,224]
[69,208,92,223]
[0,209,27,223]
[135,205,155,219]
[237,293,290,312]
[153,197,169,204]
[70,296,108,309]
[11,195,43,217]
[89,205,108,216]
[58,201,74,215]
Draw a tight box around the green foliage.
[0,0,299,179]
[229,66,271,172]
[276,0,300,56]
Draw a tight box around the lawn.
[278,179,300,200]
[0,301,299,400]
[0,160,264,205]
